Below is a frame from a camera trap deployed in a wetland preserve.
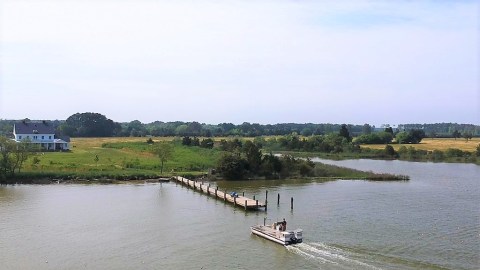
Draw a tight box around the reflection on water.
[0,160,478,270]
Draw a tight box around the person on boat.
[282,218,287,231]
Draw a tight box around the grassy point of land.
[1,137,410,183]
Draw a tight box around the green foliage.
[445,148,465,158]
[431,150,444,160]
[0,137,35,179]
[463,132,473,142]
[261,153,282,178]
[355,132,393,144]
[243,141,262,174]
[395,129,425,144]
[200,138,214,149]
[217,152,247,180]
[384,145,396,156]
[384,127,394,135]
[313,162,408,180]
[59,112,121,137]
[151,142,174,174]
[476,144,480,157]
[339,124,352,142]
[219,139,243,152]
[452,130,461,140]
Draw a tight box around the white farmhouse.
[13,121,70,150]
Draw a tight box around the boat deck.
[251,225,279,237]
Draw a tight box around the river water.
[0,160,478,270]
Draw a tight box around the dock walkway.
[173,176,266,211]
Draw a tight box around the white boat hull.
[251,225,302,246]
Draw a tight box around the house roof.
[14,121,55,134]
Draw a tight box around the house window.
[42,136,45,139]
[19,136,22,139]
[49,136,52,139]
[33,136,38,140]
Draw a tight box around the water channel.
[1,160,478,269]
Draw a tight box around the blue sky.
[0,0,478,125]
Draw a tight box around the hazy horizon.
[1,1,479,125]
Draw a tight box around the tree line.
[1,113,478,138]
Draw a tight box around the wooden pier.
[173,176,266,211]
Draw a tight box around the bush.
[355,132,393,144]
[384,145,396,156]
[216,152,247,180]
[445,148,464,158]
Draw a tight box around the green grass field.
[22,137,221,179]
[7,137,410,182]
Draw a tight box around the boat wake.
[286,242,382,270]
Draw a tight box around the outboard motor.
[293,229,303,243]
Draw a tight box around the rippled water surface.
[1,160,479,269]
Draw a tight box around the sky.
[0,0,478,125]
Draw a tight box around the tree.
[217,152,247,180]
[339,124,352,142]
[362,124,372,135]
[395,129,425,144]
[243,140,262,174]
[11,139,35,173]
[463,132,473,142]
[395,131,410,144]
[452,130,461,140]
[61,112,121,137]
[0,137,34,178]
[384,127,394,135]
[152,142,174,174]
[261,153,282,178]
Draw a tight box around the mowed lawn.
[24,137,220,176]
[360,138,479,152]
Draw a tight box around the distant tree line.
[1,113,478,138]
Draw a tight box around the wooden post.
[256,200,258,208]
[234,197,236,206]
[224,190,226,201]
[207,184,210,195]
[291,197,294,210]
[215,187,218,197]
[253,195,255,200]
[242,191,245,197]
[266,190,268,201]
[244,200,247,210]
[265,200,268,212]
[277,193,280,206]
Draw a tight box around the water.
[0,160,479,269]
